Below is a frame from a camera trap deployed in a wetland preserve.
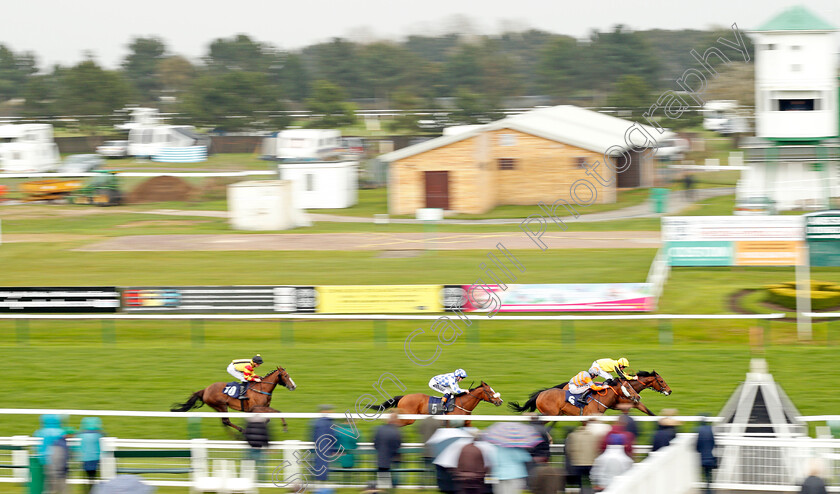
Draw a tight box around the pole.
[796,243,812,340]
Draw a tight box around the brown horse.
[542,371,671,416]
[366,381,504,426]
[170,366,297,433]
[509,380,640,416]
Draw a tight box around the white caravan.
[0,124,60,173]
[702,100,739,133]
[127,125,210,158]
[262,129,341,162]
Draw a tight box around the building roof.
[755,5,836,32]
[379,105,673,163]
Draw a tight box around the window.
[779,99,815,111]
[766,44,776,50]
[305,174,315,191]
[575,157,587,169]
[498,134,517,146]
[498,158,516,170]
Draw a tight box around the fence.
[603,433,699,494]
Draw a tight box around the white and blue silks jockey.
[428,369,468,404]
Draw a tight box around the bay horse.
[366,381,503,426]
[170,366,296,433]
[539,371,672,416]
[509,380,639,416]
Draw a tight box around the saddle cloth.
[428,396,454,415]
[223,382,243,397]
[566,390,587,408]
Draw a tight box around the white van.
[0,124,60,173]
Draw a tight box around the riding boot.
[239,381,250,400]
[443,393,452,412]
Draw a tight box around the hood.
[40,414,61,428]
[80,417,102,431]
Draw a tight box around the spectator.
[652,410,681,452]
[333,417,359,470]
[800,458,828,494]
[598,420,634,459]
[488,442,532,494]
[454,440,489,494]
[418,416,441,485]
[684,173,695,200]
[566,419,600,494]
[617,404,638,440]
[590,435,634,492]
[311,405,337,491]
[78,417,104,492]
[33,414,67,494]
[373,411,403,490]
[696,416,717,494]
[244,415,271,481]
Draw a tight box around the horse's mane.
[263,367,280,378]
[636,370,655,378]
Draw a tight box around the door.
[424,171,450,209]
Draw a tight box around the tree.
[205,34,280,73]
[538,36,585,99]
[0,45,37,101]
[57,60,132,126]
[305,39,365,98]
[357,42,418,101]
[122,37,167,102]
[305,80,356,128]
[22,72,60,117]
[388,90,423,133]
[448,89,503,125]
[607,75,653,111]
[275,53,310,102]
[181,71,288,131]
[156,55,196,93]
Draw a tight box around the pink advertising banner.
[450,283,654,312]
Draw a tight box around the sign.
[315,285,443,313]
[662,216,804,242]
[0,287,119,313]
[734,241,802,266]
[805,212,840,267]
[122,286,316,313]
[446,284,653,312]
[665,241,734,266]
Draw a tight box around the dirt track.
[73,231,661,252]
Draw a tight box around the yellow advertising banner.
[734,241,803,266]
[316,285,443,313]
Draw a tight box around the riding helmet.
[253,355,264,364]
[454,368,467,378]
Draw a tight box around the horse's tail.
[508,388,547,413]
[170,391,204,412]
[365,396,403,411]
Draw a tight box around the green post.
[374,320,387,346]
[16,319,28,346]
[658,319,673,346]
[28,455,44,494]
[561,320,575,347]
[281,320,294,346]
[101,319,116,345]
[187,417,202,439]
[191,319,204,347]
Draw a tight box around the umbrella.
[434,438,497,468]
[482,422,543,448]
[92,475,155,494]
[426,427,475,457]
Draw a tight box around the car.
[57,154,104,174]
[96,140,129,158]
[655,137,690,162]
[734,196,777,215]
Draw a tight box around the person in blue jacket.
[78,417,104,492]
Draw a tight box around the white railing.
[645,247,671,309]
[603,433,699,494]
[0,313,787,321]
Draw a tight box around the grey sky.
[2,0,839,70]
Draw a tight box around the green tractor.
[68,170,123,206]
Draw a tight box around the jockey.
[568,370,606,407]
[588,357,635,382]
[227,355,263,399]
[428,369,468,406]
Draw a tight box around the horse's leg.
[208,401,243,433]
[251,406,288,433]
[634,402,656,416]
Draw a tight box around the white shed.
[227,180,310,231]
[277,160,358,209]
[0,124,60,173]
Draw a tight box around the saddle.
[565,390,588,409]
[428,396,456,415]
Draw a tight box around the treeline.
[0,26,753,131]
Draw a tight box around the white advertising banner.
[662,216,804,242]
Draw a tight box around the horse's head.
[651,370,671,396]
[618,380,640,403]
[267,366,296,391]
[474,381,503,407]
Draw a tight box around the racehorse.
[366,381,503,426]
[508,380,639,416]
[170,366,297,433]
[537,370,671,416]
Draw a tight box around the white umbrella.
[434,438,497,469]
[426,427,475,456]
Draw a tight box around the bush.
[764,281,840,310]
